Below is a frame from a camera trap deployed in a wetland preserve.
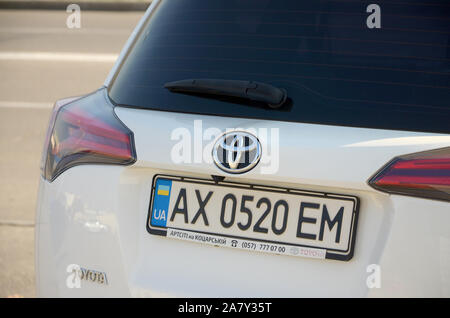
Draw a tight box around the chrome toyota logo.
[212,131,261,174]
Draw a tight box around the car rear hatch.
[79,0,450,296]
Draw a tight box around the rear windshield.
[108,0,450,134]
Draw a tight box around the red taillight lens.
[42,90,136,181]
[368,147,450,202]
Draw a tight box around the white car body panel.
[103,0,160,87]
[35,99,450,297]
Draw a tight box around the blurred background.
[0,0,149,297]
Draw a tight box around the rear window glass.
[108,0,450,133]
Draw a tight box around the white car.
[35,0,450,297]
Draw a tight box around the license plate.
[147,175,359,261]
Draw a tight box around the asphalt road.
[0,9,142,297]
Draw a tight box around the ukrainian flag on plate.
[151,179,172,227]
[157,185,170,196]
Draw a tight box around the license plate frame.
[147,175,360,261]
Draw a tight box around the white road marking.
[0,27,130,35]
[0,101,53,109]
[0,52,118,63]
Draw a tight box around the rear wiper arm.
[164,78,287,109]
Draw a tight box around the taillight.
[41,89,136,182]
[368,147,450,202]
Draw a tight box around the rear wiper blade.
[164,78,287,109]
